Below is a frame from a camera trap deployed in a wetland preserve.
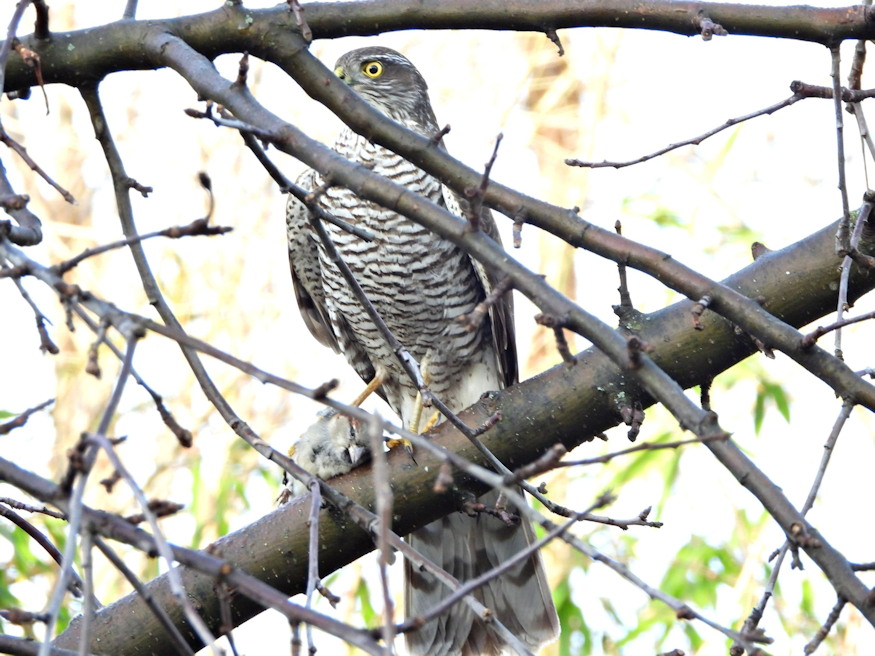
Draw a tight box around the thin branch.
[831,46,852,263]
[803,596,846,655]
[0,397,53,435]
[77,530,97,656]
[31,0,49,40]
[559,433,729,468]
[37,336,140,656]
[614,220,633,310]
[733,400,854,652]
[0,157,42,246]
[50,217,232,276]
[802,308,875,348]
[0,503,86,598]
[565,92,803,169]
[462,133,502,231]
[367,411,396,654]
[6,268,59,353]
[833,196,872,357]
[0,128,75,204]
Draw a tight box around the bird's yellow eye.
[361,61,383,78]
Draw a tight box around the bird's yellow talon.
[386,437,413,453]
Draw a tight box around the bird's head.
[334,46,438,129]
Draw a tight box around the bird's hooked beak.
[347,444,367,465]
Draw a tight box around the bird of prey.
[286,46,558,655]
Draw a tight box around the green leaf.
[682,622,704,651]
[754,380,792,434]
[800,579,815,617]
[753,388,766,435]
[766,381,791,421]
[354,574,377,627]
[553,577,591,656]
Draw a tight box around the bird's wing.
[440,186,518,387]
[287,169,341,352]
[287,169,381,392]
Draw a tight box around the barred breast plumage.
[285,46,558,656]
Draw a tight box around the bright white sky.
[2,2,875,655]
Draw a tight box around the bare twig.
[830,47,853,263]
[534,312,575,365]
[566,92,803,169]
[832,196,872,357]
[287,0,312,43]
[303,480,322,652]
[613,220,633,310]
[0,397,53,435]
[37,336,140,656]
[51,218,232,277]
[0,503,86,598]
[733,400,854,652]
[367,411,396,654]
[544,28,564,55]
[462,133,502,231]
[459,275,513,332]
[0,156,42,246]
[802,308,875,348]
[560,433,728,468]
[803,596,846,654]
[0,129,74,203]
[77,530,97,656]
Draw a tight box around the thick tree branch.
[48,216,875,655]
[3,2,875,93]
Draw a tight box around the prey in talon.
[281,408,371,500]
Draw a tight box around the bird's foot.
[386,437,415,459]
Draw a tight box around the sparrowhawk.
[286,46,559,655]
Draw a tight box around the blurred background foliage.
[2,2,874,655]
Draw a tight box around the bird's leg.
[409,390,425,436]
[351,370,385,407]
[408,354,433,434]
[387,359,431,454]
